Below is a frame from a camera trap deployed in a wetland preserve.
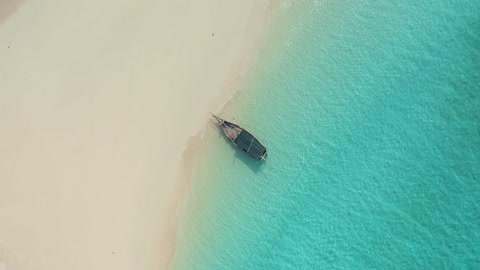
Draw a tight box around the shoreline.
[168,2,278,267]
[0,1,276,269]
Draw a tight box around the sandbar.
[0,0,273,269]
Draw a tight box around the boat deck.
[212,113,267,161]
[233,129,267,160]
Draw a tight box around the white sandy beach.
[0,0,272,269]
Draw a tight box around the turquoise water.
[173,0,480,269]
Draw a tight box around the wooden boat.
[211,113,268,161]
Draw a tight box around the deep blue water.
[173,1,480,269]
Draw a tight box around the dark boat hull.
[211,114,267,161]
[225,121,267,161]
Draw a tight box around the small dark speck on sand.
[212,33,214,37]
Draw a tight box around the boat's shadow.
[229,143,266,173]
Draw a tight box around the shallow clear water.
[173,1,480,269]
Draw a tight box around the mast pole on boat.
[210,112,224,124]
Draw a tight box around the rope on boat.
[261,156,271,166]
